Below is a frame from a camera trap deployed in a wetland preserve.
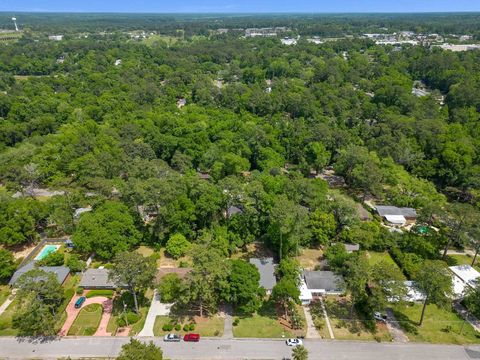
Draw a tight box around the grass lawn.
[143,34,180,47]
[323,296,392,342]
[446,254,480,272]
[68,304,103,336]
[0,286,11,307]
[136,246,155,257]
[233,301,295,338]
[0,299,18,336]
[230,242,274,261]
[158,248,190,268]
[86,290,114,299]
[296,248,324,270]
[153,315,224,337]
[393,303,480,344]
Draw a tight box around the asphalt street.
[0,337,480,360]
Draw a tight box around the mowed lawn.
[153,315,224,337]
[0,299,18,336]
[68,304,103,336]
[0,286,11,307]
[367,251,406,279]
[393,303,480,344]
[447,254,480,272]
[233,314,293,338]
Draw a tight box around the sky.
[1,0,480,13]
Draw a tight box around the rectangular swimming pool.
[34,244,61,261]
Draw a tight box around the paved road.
[1,337,479,360]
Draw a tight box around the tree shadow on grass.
[391,309,419,335]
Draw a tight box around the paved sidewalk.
[385,308,408,343]
[453,301,480,332]
[0,297,14,317]
[138,290,172,337]
[302,305,321,339]
[320,298,335,339]
[222,304,233,339]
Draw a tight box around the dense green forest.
[1,14,480,338]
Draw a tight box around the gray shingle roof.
[249,257,277,291]
[227,206,243,217]
[303,271,345,292]
[375,206,417,218]
[9,262,70,286]
[79,268,118,289]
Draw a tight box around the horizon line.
[1,11,480,15]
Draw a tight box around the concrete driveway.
[138,289,172,337]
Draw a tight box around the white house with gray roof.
[79,268,120,290]
[299,271,346,305]
[9,262,70,287]
[375,205,417,226]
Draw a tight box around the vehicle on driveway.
[286,338,303,346]
[164,334,181,342]
[74,296,86,309]
[374,311,387,323]
[183,333,200,342]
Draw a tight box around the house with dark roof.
[299,271,345,305]
[9,262,70,287]
[226,206,243,219]
[249,258,277,294]
[79,268,121,290]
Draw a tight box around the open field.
[393,303,480,344]
[446,254,480,271]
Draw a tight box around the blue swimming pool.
[34,244,61,261]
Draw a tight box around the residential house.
[449,265,480,298]
[79,268,121,290]
[249,258,277,295]
[299,271,346,305]
[375,205,417,226]
[9,262,70,287]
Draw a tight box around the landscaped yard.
[296,247,323,270]
[68,304,103,336]
[0,286,11,307]
[393,303,480,344]
[323,296,392,342]
[0,299,18,336]
[153,315,224,337]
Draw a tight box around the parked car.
[183,333,200,342]
[74,296,86,309]
[374,311,387,323]
[164,334,181,342]
[286,338,303,347]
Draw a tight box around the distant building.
[449,265,480,298]
[299,271,346,305]
[375,205,417,226]
[48,35,63,41]
[114,59,122,66]
[281,37,297,46]
[226,205,243,219]
[249,258,277,294]
[343,243,360,253]
[9,262,70,287]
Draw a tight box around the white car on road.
[286,338,303,347]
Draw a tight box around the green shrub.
[214,330,220,336]
[233,318,239,326]
[76,287,84,295]
[189,324,195,331]
[86,289,114,298]
[117,312,141,327]
[183,324,189,331]
[175,324,181,331]
[162,324,174,332]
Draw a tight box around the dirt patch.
[296,247,324,270]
